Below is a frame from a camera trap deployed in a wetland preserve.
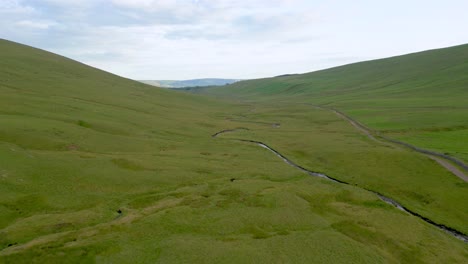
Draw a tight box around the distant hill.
[140,78,242,88]
[199,44,468,104]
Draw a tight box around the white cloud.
[41,0,98,7]
[111,0,179,9]
[2,0,468,80]
[16,20,57,29]
[0,0,35,14]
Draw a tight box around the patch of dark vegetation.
[248,226,272,239]
[3,194,52,218]
[276,230,290,236]
[335,190,356,203]
[222,153,239,157]
[455,182,468,188]
[362,200,388,208]
[402,191,435,205]
[111,158,147,171]
[292,149,309,158]
[230,178,236,182]
[296,192,334,214]
[196,122,216,128]
[195,168,213,174]
[77,120,92,128]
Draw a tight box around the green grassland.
[197,44,468,163]
[1,39,467,263]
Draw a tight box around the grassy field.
[196,44,468,163]
[1,39,468,263]
[213,103,468,230]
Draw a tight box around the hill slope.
[198,44,468,163]
[1,39,467,262]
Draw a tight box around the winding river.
[212,130,468,243]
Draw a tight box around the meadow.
[1,39,467,263]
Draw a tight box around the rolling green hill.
[1,39,467,262]
[197,44,468,163]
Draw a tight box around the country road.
[321,106,468,182]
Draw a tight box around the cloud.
[40,0,98,8]
[16,20,57,29]
[0,0,36,14]
[111,0,180,9]
[2,0,468,80]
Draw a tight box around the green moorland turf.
[0,39,467,263]
[195,44,468,163]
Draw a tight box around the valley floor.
[4,100,467,263]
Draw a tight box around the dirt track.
[323,107,468,183]
[428,156,468,182]
[331,109,377,141]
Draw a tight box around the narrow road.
[321,106,468,182]
[427,156,468,182]
[331,109,377,141]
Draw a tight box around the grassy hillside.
[198,44,468,163]
[1,39,467,262]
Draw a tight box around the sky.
[1,0,468,80]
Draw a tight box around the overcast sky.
[2,0,468,80]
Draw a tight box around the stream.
[213,131,468,243]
